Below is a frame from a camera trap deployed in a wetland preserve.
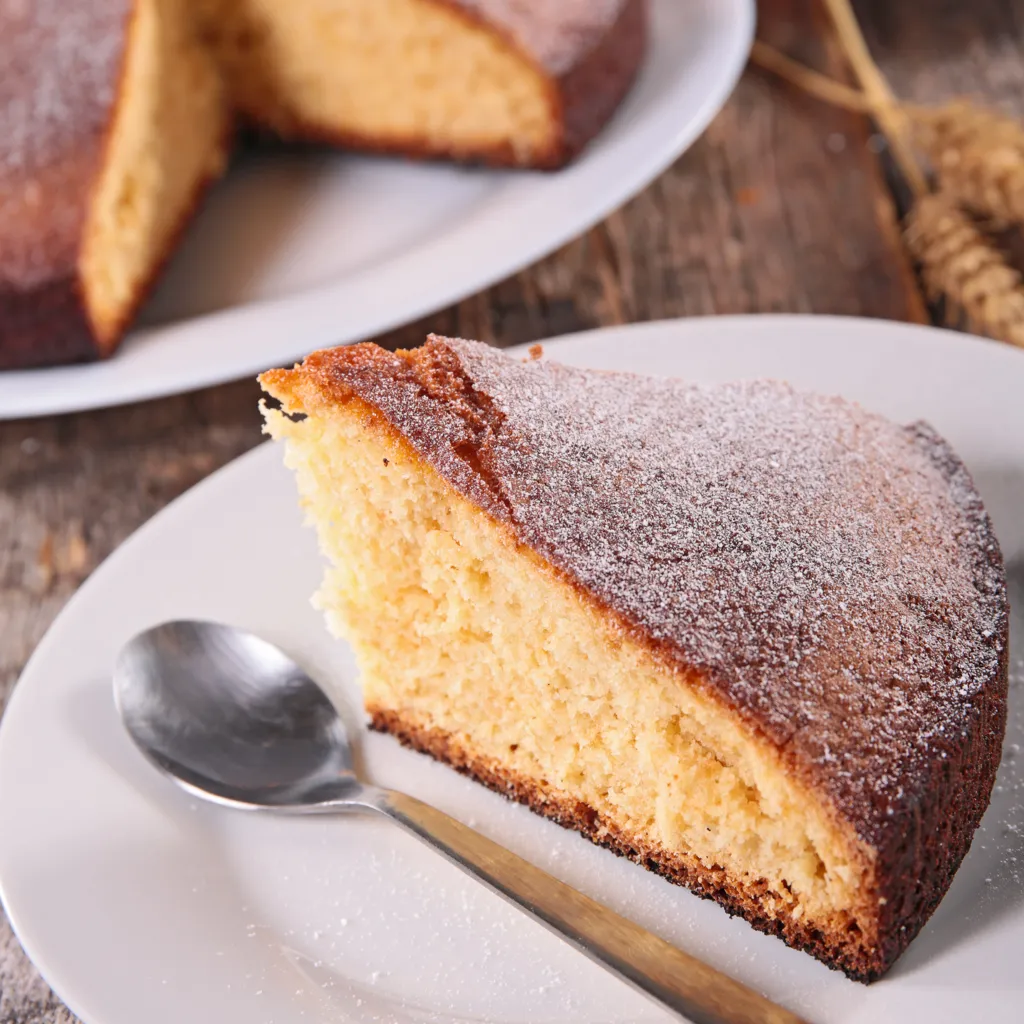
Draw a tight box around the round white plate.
[0,0,753,421]
[2,316,1023,1024]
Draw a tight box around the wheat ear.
[905,192,1024,347]
[913,102,1024,225]
[914,101,1024,158]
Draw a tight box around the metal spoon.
[114,620,807,1024]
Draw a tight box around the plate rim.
[1,0,755,420]
[3,312,1023,1024]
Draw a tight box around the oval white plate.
[2,316,1023,1024]
[0,0,753,421]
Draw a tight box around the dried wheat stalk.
[905,192,1024,347]
[749,40,872,112]
[753,1,1024,349]
[820,0,929,196]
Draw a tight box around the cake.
[0,1,645,370]
[0,0,229,369]
[259,335,1009,981]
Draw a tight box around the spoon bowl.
[113,619,806,1024]
[115,620,357,808]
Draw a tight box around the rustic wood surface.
[3,0,1024,1019]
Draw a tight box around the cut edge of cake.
[199,0,645,169]
[78,0,231,350]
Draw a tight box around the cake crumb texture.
[80,0,228,343]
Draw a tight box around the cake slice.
[0,0,229,369]
[198,0,645,168]
[260,335,1008,981]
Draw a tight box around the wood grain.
[3,1,1024,1018]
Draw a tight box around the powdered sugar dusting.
[0,0,127,175]
[292,336,1008,848]
[454,0,630,75]
[0,0,129,283]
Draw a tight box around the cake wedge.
[260,335,1008,981]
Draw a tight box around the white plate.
[0,0,753,421]
[2,316,1023,1024]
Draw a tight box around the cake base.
[369,706,882,982]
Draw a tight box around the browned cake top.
[0,0,131,289]
[448,0,635,76]
[263,336,1008,850]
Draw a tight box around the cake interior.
[79,0,227,347]
[263,394,879,969]
[199,0,555,163]
[80,0,558,347]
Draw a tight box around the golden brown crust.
[0,275,94,369]
[862,427,1008,972]
[442,0,638,79]
[264,340,1008,811]
[0,1,132,367]
[439,0,648,167]
[547,0,647,162]
[370,707,887,981]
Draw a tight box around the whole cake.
[0,0,645,370]
[260,335,1008,981]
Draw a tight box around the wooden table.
[3,1,1023,1019]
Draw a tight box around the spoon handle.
[376,789,808,1024]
